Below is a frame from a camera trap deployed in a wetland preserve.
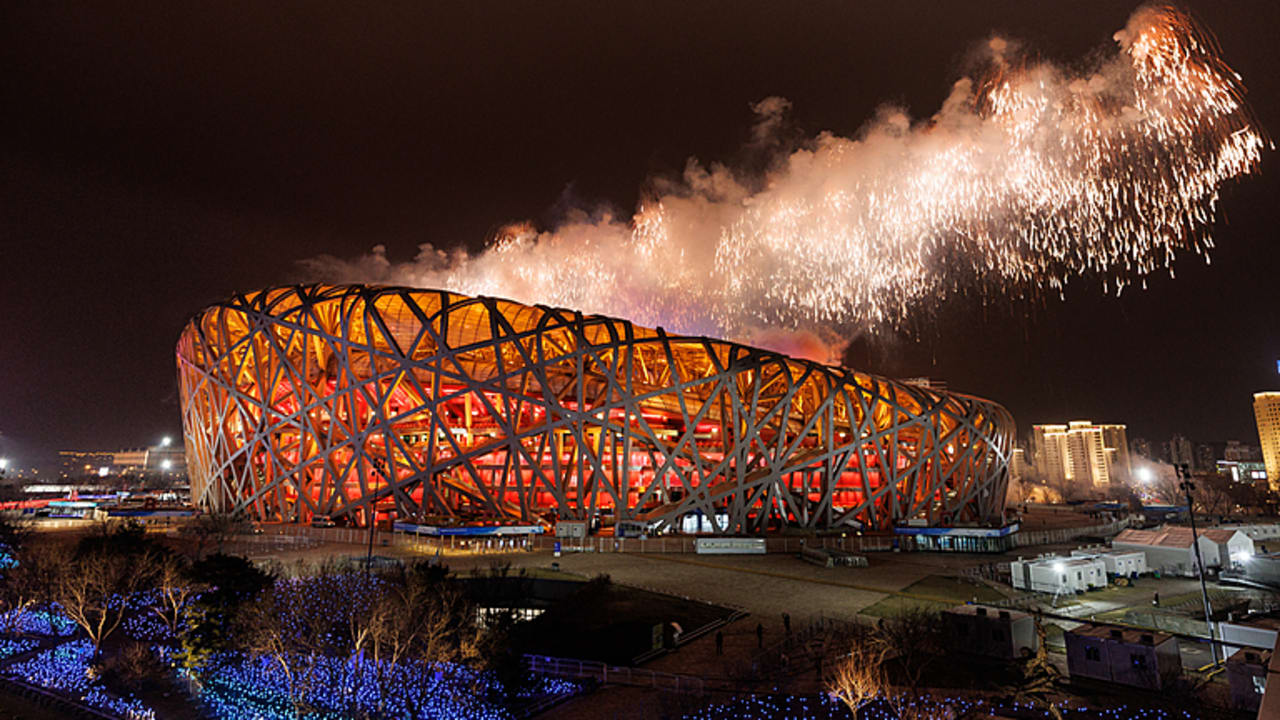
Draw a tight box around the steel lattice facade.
[177,285,1014,533]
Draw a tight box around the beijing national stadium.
[176,285,1014,535]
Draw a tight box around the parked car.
[311,515,336,528]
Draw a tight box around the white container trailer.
[1012,555,1106,594]
[1071,549,1147,577]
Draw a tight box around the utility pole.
[365,500,376,575]
[1179,463,1219,665]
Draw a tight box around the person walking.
[756,622,764,649]
[1152,591,1160,607]
[714,630,723,655]
[783,612,791,635]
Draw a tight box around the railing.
[0,675,118,720]
[525,654,705,694]
[1009,515,1136,548]
[250,517,1133,555]
[531,534,896,555]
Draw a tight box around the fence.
[744,612,865,685]
[531,534,896,555]
[243,515,1132,555]
[1009,515,1136,548]
[524,654,706,694]
[0,676,117,720]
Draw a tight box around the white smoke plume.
[301,5,1266,362]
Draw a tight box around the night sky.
[1,1,1277,470]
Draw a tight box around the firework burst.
[306,5,1267,350]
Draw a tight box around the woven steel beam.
[177,285,1014,533]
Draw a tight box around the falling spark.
[304,5,1267,349]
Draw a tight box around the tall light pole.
[1178,463,1219,665]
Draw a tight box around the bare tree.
[52,547,160,656]
[828,627,889,719]
[875,607,945,696]
[150,554,203,637]
[237,563,379,714]
[362,565,479,667]
[1190,474,1233,519]
[237,575,320,714]
[0,543,57,635]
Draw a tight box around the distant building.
[1099,425,1131,484]
[58,450,116,479]
[1225,440,1262,463]
[1218,460,1269,485]
[58,442,186,480]
[1255,392,1280,492]
[1111,526,1246,575]
[1130,437,1154,461]
[1010,448,1028,482]
[112,444,186,477]
[1064,625,1181,690]
[1168,434,1195,471]
[1196,442,1225,473]
[1030,421,1129,491]
[943,606,1037,660]
[1213,523,1280,560]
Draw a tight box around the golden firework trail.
[311,5,1267,347]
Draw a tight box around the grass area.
[859,574,1008,617]
[860,595,951,618]
[504,566,589,581]
[511,580,734,664]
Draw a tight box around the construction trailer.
[1065,624,1181,691]
[942,605,1038,660]
[1226,647,1270,713]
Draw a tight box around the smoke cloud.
[301,5,1265,363]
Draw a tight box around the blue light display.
[194,651,581,720]
[8,639,155,720]
[0,605,77,636]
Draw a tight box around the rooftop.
[1113,526,1238,548]
[1067,624,1172,646]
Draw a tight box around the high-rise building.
[1010,448,1028,481]
[1031,424,1070,487]
[1168,434,1195,470]
[1099,424,1131,483]
[1031,421,1128,491]
[1224,440,1262,462]
[1195,443,1222,473]
[1255,392,1280,492]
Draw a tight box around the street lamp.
[1178,463,1220,665]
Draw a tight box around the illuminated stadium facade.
[177,285,1014,534]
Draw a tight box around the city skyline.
[1,1,1278,470]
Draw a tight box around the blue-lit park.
[0,520,590,720]
[0,517,1248,719]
